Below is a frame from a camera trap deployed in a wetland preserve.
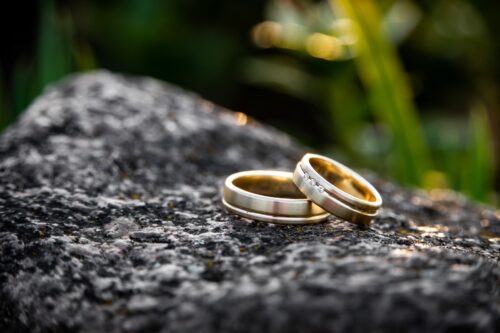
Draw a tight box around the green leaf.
[335,0,432,185]
[12,60,36,115]
[461,104,495,203]
[240,57,318,103]
[36,0,72,93]
[0,69,11,132]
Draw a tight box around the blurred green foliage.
[1,0,95,131]
[0,0,498,205]
[245,0,497,205]
[338,0,431,185]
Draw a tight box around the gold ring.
[223,170,329,224]
[293,153,382,225]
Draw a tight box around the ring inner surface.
[233,175,306,199]
[310,158,376,202]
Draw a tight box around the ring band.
[223,170,329,224]
[293,153,382,225]
[222,199,329,224]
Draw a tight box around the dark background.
[1,0,499,205]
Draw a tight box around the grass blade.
[462,104,495,203]
[335,0,431,185]
[36,0,72,93]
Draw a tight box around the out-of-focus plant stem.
[36,0,72,94]
[462,104,495,203]
[0,71,10,132]
[335,0,431,186]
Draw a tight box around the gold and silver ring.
[293,153,382,225]
[222,154,382,225]
[222,170,329,224]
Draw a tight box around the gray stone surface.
[0,71,499,333]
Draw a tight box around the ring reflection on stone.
[223,170,329,224]
[293,153,382,226]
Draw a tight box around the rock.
[0,71,499,333]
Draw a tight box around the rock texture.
[0,71,499,333]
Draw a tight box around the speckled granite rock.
[0,71,499,333]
